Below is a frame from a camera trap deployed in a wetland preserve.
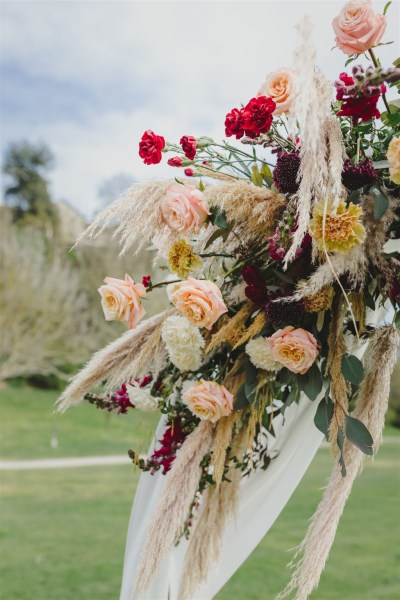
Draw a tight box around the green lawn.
[0,385,399,600]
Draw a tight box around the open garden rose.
[258,68,295,115]
[332,0,386,56]
[160,183,209,233]
[182,380,233,423]
[171,278,228,330]
[267,326,319,374]
[98,274,146,329]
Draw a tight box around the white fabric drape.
[120,306,387,600]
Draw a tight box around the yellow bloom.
[387,137,400,185]
[309,199,366,253]
[303,286,334,313]
[168,239,203,279]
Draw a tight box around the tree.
[2,140,58,234]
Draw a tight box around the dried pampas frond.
[284,17,332,267]
[233,310,267,349]
[326,115,346,207]
[278,325,399,600]
[204,181,286,245]
[325,294,349,453]
[178,426,245,600]
[74,180,180,255]
[134,420,215,594]
[294,245,367,300]
[211,412,238,486]
[206,304,254,354]
[56,311,171,413]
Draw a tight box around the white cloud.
[1,0,399,216]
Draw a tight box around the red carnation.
[139,130,165,165]
[142,275,152,288]
[184,167,194,177]
[180,135,197,160]
[167,156,183,167]
[225,107,245,139]
[242,96,276,138]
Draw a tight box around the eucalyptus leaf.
[337,429,347,477]
[345,415,374,455]
[341,354,364,385]
[297,363,323,401]
[234,384,249,410]
[383,1,391,15]
[205,229,224,249]
[314,395,334,440]
[370,185,389,220]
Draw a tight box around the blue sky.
[1,0,398,217]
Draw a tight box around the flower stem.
[368,48,392,115]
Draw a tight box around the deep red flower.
[150,418,187,474]
[180,135,197,160]
[167,156,183,167]
[338,93,382,122]
[241,265,264,286]
[142,275,152,288]
[225,107,245,139]
[242,96,276,138]
[245,285,268,306]
[184,167,194,177]
[139,130,165,165]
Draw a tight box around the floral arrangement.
[58,1,399,599]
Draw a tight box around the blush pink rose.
[332,0,386,56]
[182,380,233,423]
[267,326,319,375]
[160,183,210,233]
[258,68,295,115]
[171,278,228,330]
[98,274,146,329]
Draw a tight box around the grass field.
[1,385,399,600]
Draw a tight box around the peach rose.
[171,278,227,330]
[98,274,146,329]
[160,183,210,233]
[182,380,233,423]
[258,68,295,116]
[267,326,319,375]
[332,0,386,56]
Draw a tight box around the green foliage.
[297,363,323,401]
[314,393,334,440]
[345,415,374,456]
[2,141,58,234]
[341,354,364,385]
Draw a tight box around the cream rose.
[98,274,146,329]
[182,380,233,423]
[387,137,400,185]
[171,278,228,330]
[160,183,210,233]
[267,326,319,375]
[258,68,295,115]
[332,0,386,56]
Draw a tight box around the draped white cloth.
[120,307,387,600]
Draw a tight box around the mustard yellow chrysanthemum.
[387,137,400,185]
[168,239,203,279]
[309,199,366,253]
[303,286,334,313]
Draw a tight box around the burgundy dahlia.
[273,153,301,194]
[341,159,378,190]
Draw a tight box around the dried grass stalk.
[294,245,367,300]
[133,420,215,594]
[325,295,349,453]
[204,181,286,245]
[74,180,187,255]
[233,310,267,349]
[178,425,246,600]
[284,17,332,266]
[211,412,238,486]
[277,325,399,600]
[56,311,170,412]
[206,304,254,354]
